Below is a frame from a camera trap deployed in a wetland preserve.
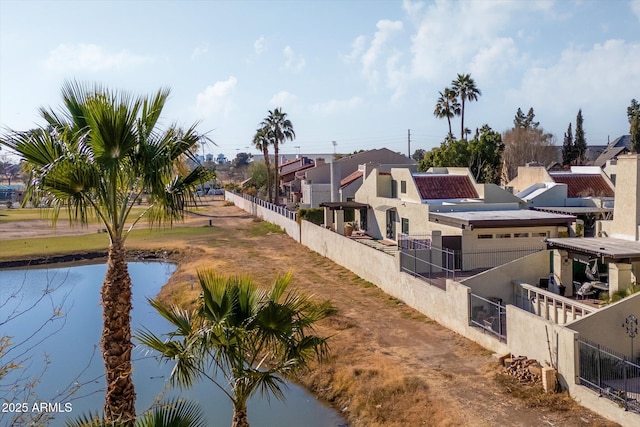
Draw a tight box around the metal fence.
[469,293,507,342]
[399,234,458,286]
[242,193,297,221]
[399,233,541,280]
[578,338,640,413]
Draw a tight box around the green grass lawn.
[0,206,208,224]
[0,226,222,261]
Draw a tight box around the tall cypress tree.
[574,109,587,164]
[628,99,640,153]
[562,122,574,166]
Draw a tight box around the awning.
[319,201,369,210]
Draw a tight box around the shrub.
[298,208,324,225]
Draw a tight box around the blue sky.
[1,0,639,161]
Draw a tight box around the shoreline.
[0,249,172,270]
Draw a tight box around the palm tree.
[252,126,272,203]
[1,81,212,425]
[137,270,330,427]
[433,88,460,136]
[260,108,295,204]
[66,398,207,427]
[451,73,481,140]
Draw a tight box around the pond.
[0,262,346,427]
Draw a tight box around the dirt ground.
[0,200,621,427]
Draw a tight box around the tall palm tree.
[0,81,212,425]
[137,270,330,427]
[451,73,481,140]
[433,88,460,136]
[260,108,295,204]
[252,126,272,203]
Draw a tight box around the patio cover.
[545,237,640,263]
[319,201,369,211]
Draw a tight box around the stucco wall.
[568,292,640,358]
[462,250,550,303]
[225,192,300,242]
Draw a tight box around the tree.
[260,108,295,204]
[411,148,426,162]
[0,81,212,425]
[501,107,556,181]
[628,99,640,153]
[0,158,20,185]
[451,73,481,140]
[137,270,330,427]
[433,88,460,137]
[562,122,575,166]
[574,109,587,164]
[252,127,272,203]
[232,152,251,168]
[418,125,503,184]
[468,125,504,184]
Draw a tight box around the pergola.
[546,237,640,298]
[319,201,370,235]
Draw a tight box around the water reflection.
[0,262,345,427]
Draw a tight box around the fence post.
[624,355,628,411]
[596,344,602,395]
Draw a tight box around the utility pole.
[407,129,411,158]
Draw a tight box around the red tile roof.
[340,170,363,189]
[549,173,614,198]
[414,175,478,200]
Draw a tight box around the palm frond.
[137,398,207,427]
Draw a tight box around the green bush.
[298,208,324,225]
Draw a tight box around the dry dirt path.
[1,200,620,427]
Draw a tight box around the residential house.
[508,164,615,236]
[353,165,575,271]
[277,155,316,203]
[298,148,415,208]
[593,135,633,184]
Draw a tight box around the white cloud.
[361,20,404,87]
[511,39,640,133]
[269,91,298,108]
[632,0,640,21]
[406,0,524,82]
[310,97,363,115]
[195,76,238,118]
[254,36,266,54]
[44,43,150,72]
[469,37,520,82]
[191,43,209,60]
[344,35,366,62]
[283,46,305,72]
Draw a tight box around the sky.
[1,0,640,162]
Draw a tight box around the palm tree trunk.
[273,142,279,205]
[263,146,272,203]
[231,405,250,427]
[447,116,452,136]
[460,98,465,140]
[102,238,136,425]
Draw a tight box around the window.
[401,218,409,234]
[477,234,493,239]
[514,232,529,238]
[400,180,407,194]
[496,233,511,239]
[391,180,398,198]
[532,231,548,238]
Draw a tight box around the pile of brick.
[503,355,542,384]
[498,353,558,392]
